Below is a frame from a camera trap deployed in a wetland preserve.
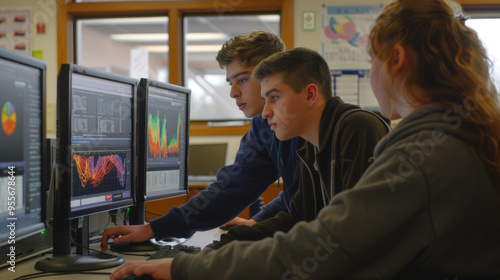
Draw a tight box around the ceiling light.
[137,45,169,53]
[258,15,280,22]
[186,45,222,52]
[136,45,222,53]
[82,17,168,25]
[110,32,227,43]
[186,33,227,41]
[111,33,168,42]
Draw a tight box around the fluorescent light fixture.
[111,33,168,42]
[137,44,222,53]
[110,32,227,42]
[82,17,168,25]
[137,45,169,53]
[186,33,227,41]
[186,45,222,52]
[258,15,280,22]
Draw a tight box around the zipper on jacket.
[298,152,319,218]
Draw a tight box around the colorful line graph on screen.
[148,110,181,159]
[72,154,126,188]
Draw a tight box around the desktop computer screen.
[138,79,190,203]
[0,48,48,269]
[63,69,135,218]
[35,64,137,272]
[118,79,189,252]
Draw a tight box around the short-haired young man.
[101,31,305,249]
[110,48,390,280]
[208,47,390,247]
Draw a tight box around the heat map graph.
[148,110,181,159]
[72,154,127,189]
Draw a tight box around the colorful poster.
[331,69,379,110]
[321,5,382,69]
[322,5,382,110]
[0,9,31,56]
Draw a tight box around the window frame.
[58,0,497,135]
[57,0,293,135]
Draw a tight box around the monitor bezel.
[56,63,137,220]
[0,47,48,271]
[137,78,190,204]
[0,48,47,246]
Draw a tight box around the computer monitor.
[115,78,189,252]
[188,143,227,178]
[0,48,48,270]
[35,64,137,272]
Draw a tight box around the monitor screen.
[57,65,136,219]
[0,48,47,268]
[35,64,136,272]
[138,79,189,202]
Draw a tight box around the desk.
[1,228,225,280]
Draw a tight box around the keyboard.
[147,245,201,260]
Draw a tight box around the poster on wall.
[331,69,379,110]
[0,9,32,56]
[322,5,382,109]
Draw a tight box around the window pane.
[185,14,280,121]
[467,18,500,93]
[76,17,169,82]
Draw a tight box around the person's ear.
[392,45,407,75]
[304,83,319,106]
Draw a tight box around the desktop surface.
[1,228,224,280]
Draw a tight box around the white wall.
[1,0,58,138]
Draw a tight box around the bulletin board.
[0,9,32,56]
[321,4,382,109]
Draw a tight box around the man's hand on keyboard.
[101,224,155,250]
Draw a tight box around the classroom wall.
[1,0,58,138]
[0,0,472,161]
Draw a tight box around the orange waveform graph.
[73,154,126,188]
[148,110,181,158]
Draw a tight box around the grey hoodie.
[172,104,500,279]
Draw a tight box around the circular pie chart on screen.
[2,101,16,136]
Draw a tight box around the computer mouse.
[120,274,155,280]
[155,237,187,246]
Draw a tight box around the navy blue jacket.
[150,115,304,239]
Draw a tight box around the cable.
[13,271,111,280]
[145,210,162,217]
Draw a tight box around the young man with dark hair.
[101,31,304,248]
[208,47,390,247]
[110,47,390,280]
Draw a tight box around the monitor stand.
[35,216,124,272]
